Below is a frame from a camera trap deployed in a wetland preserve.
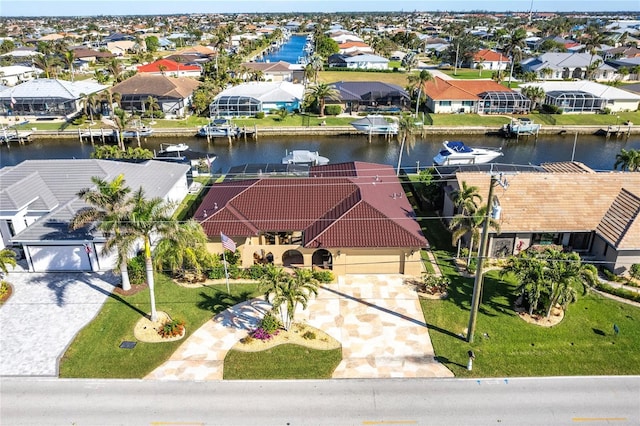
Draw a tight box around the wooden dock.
[0,129,33,144]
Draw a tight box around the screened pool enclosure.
[544,90,604,113]
[477,91,531,114]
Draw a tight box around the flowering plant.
[251,327,280,341]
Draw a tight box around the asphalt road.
[1,376,638,425]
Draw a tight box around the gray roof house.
[0,78,107,119]
[521,52,617,82]
[328,53,389,70]
[0,159,190,272]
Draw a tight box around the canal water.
[2,133,639,174]
[256,34,307,64]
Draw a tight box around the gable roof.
[1,159,189,243]
[137,58,201,73]
[195,162,427,249]
[473,49,509,62]
[111,74,200,99]
[241,61,292,73]
[423,77,512,101]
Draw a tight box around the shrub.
[158,318,185,338]
[312,270,334,283]
[630,264,640,280]
[418,274,450,295]
[255,111,265,119]
[252,327,279,341]
[245,263,267,280]
[207,264,226,280]
[0,280,10,299]
[127,255,146,285]
[259,310,282,334]
[602,268,621,282]
[597,282,640,303]
[302,330,316,340]
[324,105,342,116]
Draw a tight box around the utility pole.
[467,173,508,343]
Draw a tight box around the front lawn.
[224,345,342,379]
[59,276,260,378]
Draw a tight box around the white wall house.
[0,159,190,272]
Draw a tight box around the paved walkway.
[147,274,453,380]
[0,268,118,376]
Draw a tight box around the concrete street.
[2,376,638,425]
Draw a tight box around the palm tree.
[69,174,133,291]
[260,266,319,330]
[540,67,553,80]
[521,86,546,111]
[0,248,17,277]
[406,69,433,117]
[500,250,546,315]
[396,114,416,176]
[309,55,324,84]
[450,204,500,266]
[613,148,640,172]
[63,50,75,82]
[582,25,610,80]
[504,27,527,88]
[124,187,178,321]
[305,83,339,117]
[451,181,482,215]
[152,220,213,280]
[145,96,159,119]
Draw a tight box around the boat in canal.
[122,121,154,139]
[350,115,398,135]
[433,140,503,166]
[154,143,215,172]
[282,149,329,166]
[197,118,240,138]
[501,117,541,137]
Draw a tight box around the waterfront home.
[0,159,190,272]
[442,162,640,273]
[209,81,304,117]
[0,65,40,87]
[0,78,107,119]
[519,80,640,113]
[239,61,296,82]
[327,81,410,114]
[422,77,530,114]
[327,53,389,70]
[194,162,427,276]
[111,73,200,118]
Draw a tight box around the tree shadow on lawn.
[197,290,255,315]
[442,271,517,318]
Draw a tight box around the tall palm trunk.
[144,237,157,321]
[467,235,474,266]
[120,261,131,291]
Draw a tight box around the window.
[462,101,474,106]
[439,101,451,106]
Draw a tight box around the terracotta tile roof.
[596,188,640,249]
[474,49,509,62]
[137,58,201,73]
[174,45,215,56]
[111,73,200,98]
[541,162,595,173]
[195,162,427,249]
[240,61,291,72]
[338,41,370,48]
[423,77,513,100]
[455,170,640,243]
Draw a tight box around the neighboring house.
[72,48,114,63]
[209,81,304,117]
[467,49,509,71]
[338,41,374,55]
[137,58,202,78]
[239,61,295,82]
[111,73,200,117]
[521,52,617,81]
[0,65,40,86]
[0,78,107,118]
[443,162,640,273]
[194,161,427,276]
[602,46,640,60]
[422,77,530,114]
[520,80,640,113]
[328,81,410,113]
[105,40,140,56]
[328,53,389,70]
[0,159,191,272]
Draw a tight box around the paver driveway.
[148,274,452,380]
[0,269,118,376]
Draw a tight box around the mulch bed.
[0,282,13,304]
[113,283,148,296]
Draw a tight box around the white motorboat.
[158,143,189,154]
[121,124,153,138]
[198,118,240,137]
[350,115,398,135]
[433,141,503,166]
[282,150,329,166]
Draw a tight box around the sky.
[2,0,639,17]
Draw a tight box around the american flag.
[220,232,236,252]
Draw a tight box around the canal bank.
[23,123,640,140]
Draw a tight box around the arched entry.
[282,250,303,267]
[312,249,333,270]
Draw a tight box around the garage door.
[28,246,91,272]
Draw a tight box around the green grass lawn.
[417,206,640,378]
[59,276,261,378]
[224,345,342,379]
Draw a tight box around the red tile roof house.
[137,58,202,78]
[194,162,428,276]
[422,77,531,114]
[467,49,510,72]
[442,162,640,274]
